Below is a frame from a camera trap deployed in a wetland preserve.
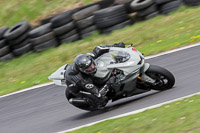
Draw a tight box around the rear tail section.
[48,64,69,86]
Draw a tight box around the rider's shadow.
[69,90,159,121]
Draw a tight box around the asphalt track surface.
[1,45,200,133]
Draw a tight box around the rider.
[65,42,126,108]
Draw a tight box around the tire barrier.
[40,16,54,25]
[73,5,100,39]
[101,20,133,34]
[29,23,58,52]
[131,0,154,11]
[183,0,200,6]
[80,25,97,38]
[0,53,14,62]
[76,16,96,39]
[0,27,14,61]
[39,0,114,25]
[51,10,79,44]
[0,0,200,61]
[4,21,32,57]
[136,4,159,20]
[113,0,134,13]
[0,28,8,50]
[94,5,132,34]
[159,0,182,15]
[155,0,174,5]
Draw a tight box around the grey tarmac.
[0,45,200,133]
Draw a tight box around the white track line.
[58,92,200,133]
[1,42,200,99]
[0,82,54,99]
[145,42,200,59]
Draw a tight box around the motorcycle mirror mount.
[125,43,133,47]
[124,43,144,55]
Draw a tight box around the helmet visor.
[84,63,95,73]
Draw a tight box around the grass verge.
[0,0,99,26]
[67,94,200,133]
[1,6,200,95]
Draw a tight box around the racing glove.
[98,84,109,97]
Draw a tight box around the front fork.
[138,63,155,84]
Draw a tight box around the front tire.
[145,65,175,90]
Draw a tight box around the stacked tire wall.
[183,0,200,6]
[29,23,58,52]
[0,0,200,62]
[0,27,13,61]
[73,5,100,39]
[94,5,133,34]
[4,21,32,57]
[51,10,79,45]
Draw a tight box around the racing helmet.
[74,54,97,75]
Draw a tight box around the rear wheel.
[145,65,175,90]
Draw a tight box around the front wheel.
[145,65,175,91]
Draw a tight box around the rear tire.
[145,65,175,90]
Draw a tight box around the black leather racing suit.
[65,42,125,107]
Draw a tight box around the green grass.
[68,94,200,133]
[0,0,99,26]
[1,6,200,95]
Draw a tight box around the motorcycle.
[49,45,175,111]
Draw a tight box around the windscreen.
[110,50,130,63]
